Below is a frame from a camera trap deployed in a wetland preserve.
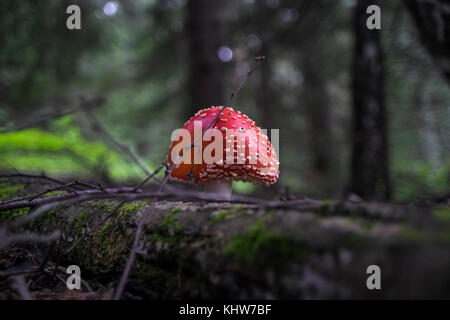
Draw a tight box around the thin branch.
[0,175,411,223]
[0,186,137,212]
[0,97,105,134]
[0,181,98,205]
[229,56,266,102]
[7,203,59,229]
[83,111,161,183]
[0,230,61,250]
[0,172,67,186]
[133,164,165,191]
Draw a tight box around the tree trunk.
[302,49,333,195]
[3,197,450,299]
[403,0,450,84]
[186,0,224,118]
[350,0,391,201]
[1,181,450,299]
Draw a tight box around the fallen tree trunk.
[1,182,450,299]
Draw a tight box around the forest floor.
[0,179,450,299]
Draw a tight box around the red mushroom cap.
[166,106,279,186]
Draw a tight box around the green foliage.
[0,116,155,181]
[393,160,450,202]
[232,182,254,194]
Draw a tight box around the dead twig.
[0,230,61,250]
[0,171,67,186]
[6,203,59,229]
[0,204,61,250]
[83,111,162,184]
[0,186,137,212]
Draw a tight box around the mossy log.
[1,182,450,299]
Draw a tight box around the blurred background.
[0,0,449,202]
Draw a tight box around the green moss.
[92,199,116,212]
[43,190,65,197]
[82,201,151,262]
[143,206,187,251]
[433,207,450,222]
[70,201,137,272]
[119,200,150,217]
[224,218,309,266]
[0,184,23,201]
[150,232,186,247]
[0,207,29,220]
[160,206,181,232]
[0,182,27,221]
[210,205,246,224]
[76,211,87,236]
[98,219,113,239]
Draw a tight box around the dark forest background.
[0,0,449,202]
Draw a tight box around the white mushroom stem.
[204,181,232,201]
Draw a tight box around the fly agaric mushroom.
[166,106,279,199]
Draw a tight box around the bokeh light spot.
[217,46,233,62]
[103,1,119,16]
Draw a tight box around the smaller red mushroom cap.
[166,106,279,186]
